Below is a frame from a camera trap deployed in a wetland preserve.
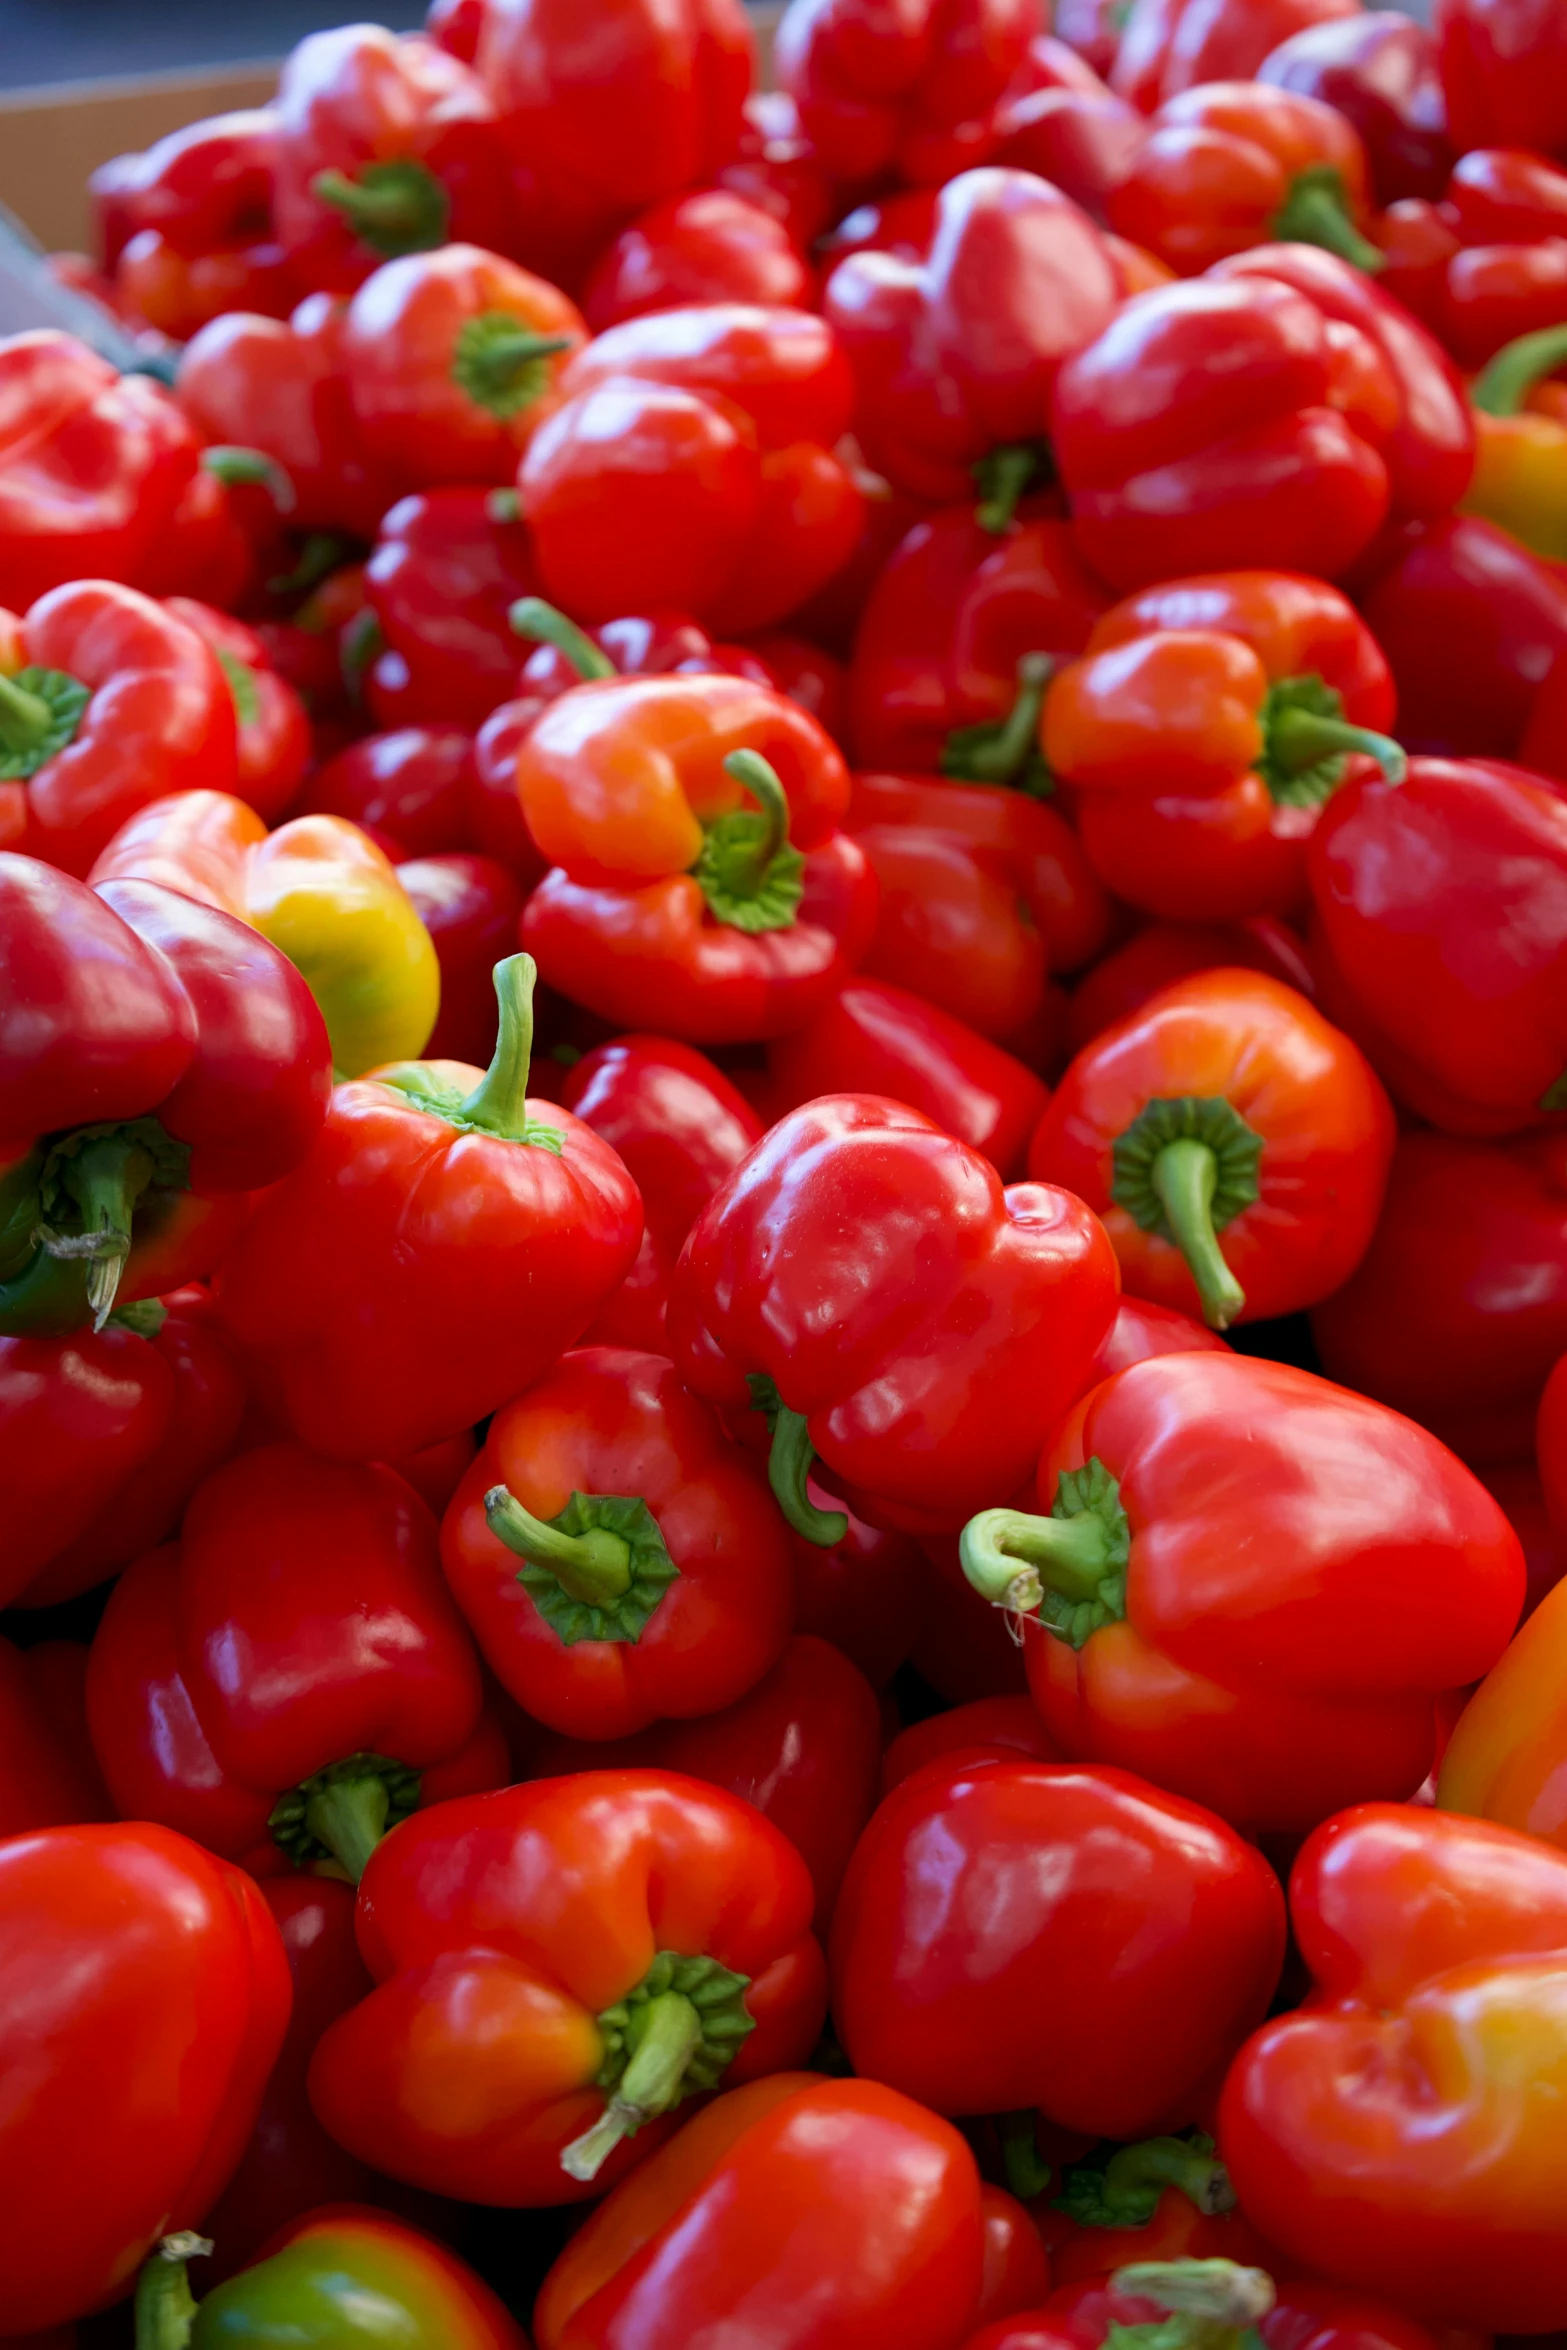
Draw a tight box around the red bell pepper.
[395,851,525,1064]
[272,25,515,293]
[1015,2139,1268,2280]
[961,2268,1451,2350]
[364,485,543,730]
[776,0,1039,186]
[1308,754,1567,1134]
[0,333,207,610]
[308,1770,826,2202]
[0,1638,111,1837]
[1312,1128,1567,1467]
[765,976,1051,1179]
[0,1321,176,1607]
[0,1822,290,2335]
[217,954,642,1461]
[1063,916,1314,1058]
[520,304,864,633]
[91,109,279,268]
[1030,969,1394,1329]
[670,1093,1119,1537]
[1436,0,1567,162]
[1112,0,1361,111]
[165,598,312,826]
[909,1536,1034,1703]
[114,228,298,344]
[1222,1803,1567,2331]
[532,2073,985,2349]
[848,504,1110,783]
[195,1878,375,2272]
[14,1286,247,1610]
[518,674,875,1044]
[87,1442,507,1881]
[789,1490,926,1689]
[974,2189,1054,2335]
[881,1692,1062,1794]
[582,188,810,333]
[1415,147,1567,365]
[177,296,399,540]
[1,581,238,875]
[715,89,837,254]
[519,1634,884,1934]
[0,856,330,1333]
[444,1345,793,1740]
[853,822,1054,1043]
[1109,85,1381,277]
[988,40,1147,220]
[482,0,754,289]
[1257,13,1452,204]
[846,768,1111,978]
[824,169,1122,508]
[342,242,586,490]
[299,725,479,859]
[134,2211,527,2349]
[1044,569,1402,923]
[832,1755,1284,2131]
[958,1351,1525,1831]
[558,1034,765,1350]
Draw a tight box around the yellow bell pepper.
[89,790,441,1077]
[1438,1565,1567,1845]
[1461,322,1567,563]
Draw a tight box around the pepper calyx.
[691,750,806,933]
[941,652,1056,795]
[560,1950,755,2181]
[1257,672,1405,807]
[960,1458,1131,1647]
[378,955,565,1153]
[486,1483,680,1645]
[34,1116,191,1330]
[1059,2132,1236,2229]
[269,1751,421,1881]
[0,665,91,779]
[311,159,450,256]
[453,310,575,419]
[1271,164,1383,273]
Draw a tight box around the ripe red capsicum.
[0,1637,110,1837]
[670,1093,1119,1538]
[582,188,810,333]
[217,954,641,1461]
[300,724,479,859]
[1028,969,1395,1329]
[1064,915,1314,1059]
[1222,1803,1567,2332]
[0,856,330,1334]
[1256,14,1451,204]
[164,598,312,825]
[532,2073,985,2350]
[1436,0,1567,161]
[851,822,1057,1045]
[518,673,875,1044]
[831,1755,1284,2135]
[395,850,525,1065]
[0,1822,290,2335]
[777,0,1038,186]
[308,1770,827,2203]
[958,1351,1524,1831]
[1,581,238,874]
[961,2266,1448,2350]
[824,168,1122,509]
[441,1345,794,1741]
[558,1035,764,1351]
[86,1441,507,1881]
[363,485,543,730]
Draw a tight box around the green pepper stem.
[1101,2137,1237,2222]
[1112,2262,1275,2327]
[943,653,1054,787]
[1001,2111,1053,2201]
[1151,1138,1247,1332]
[455,320,574,414]
[1267,701,1405,786]
[960,1504,1121,1612]
[1272,164,1383,272]
[134,2235,211,2350]
[1471,321,1567,418]
[559,1992,704,2182]
[975,443,1045,534]
[310,160,449,254]
[510,596,615,680]
[721,750,791,887]
[305,1771,392,1886]
[200,445,297,512]
[460,955,540,1139]
[40,1128,164,1331]
[485,1484,634,1608]
[0,668,55,755]
[768,1407,848,1548]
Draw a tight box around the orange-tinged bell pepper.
[91,790,440,1075]
[1438,1561,1567,1846]
[1461,322,1567,564]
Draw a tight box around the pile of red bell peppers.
[11,0,1567,2341]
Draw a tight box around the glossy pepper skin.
[851,823,1056,1045]
[582,188,809,333]
[166,599,312,825]
[1440,1562,1567,1851]
[962,2270,1451,2350]
[1435,0,1567,161]
[0,1638,111,1836]
[272,25,515,295]
[309,1771,826,2205]
[1112,0,1360,110]
[1109,84,1380,278]
[299,725,478,861]
[364,486,542,730]
[1064,916,1314,1058]
[670,1093,1119,1538]
[824,169,1122,509]
[442,1346,794,1741]
[1045,570,1402,923]
[0,857,331,1336]
[0,333,207,610]
[1257,13,1452,204]
[0,1822,290,2336]
[0,1322,174,1605]
[86,1443,505,1881]
[342,241,586,491]
[776,0,1038,186]
[395,851,524,1065]
[1029,970,1394,1329]
[1,581,237,876]
[765,977,1051,1181]
[1308,755,1567,1134]
[1222,1803,1567,2330]
[532,2072,985,2350]
[847,504,1110,789]
[520,305,864,634]
[133,2209,527,2350]
[959,1351,1525,1833]
[1312,1130,1567,1468]
[519,675,875,1044]
[1461,321,1567,562]
[559,1035,764,1350]
[832,1756,1284,2132]
[218,957,642,1463]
